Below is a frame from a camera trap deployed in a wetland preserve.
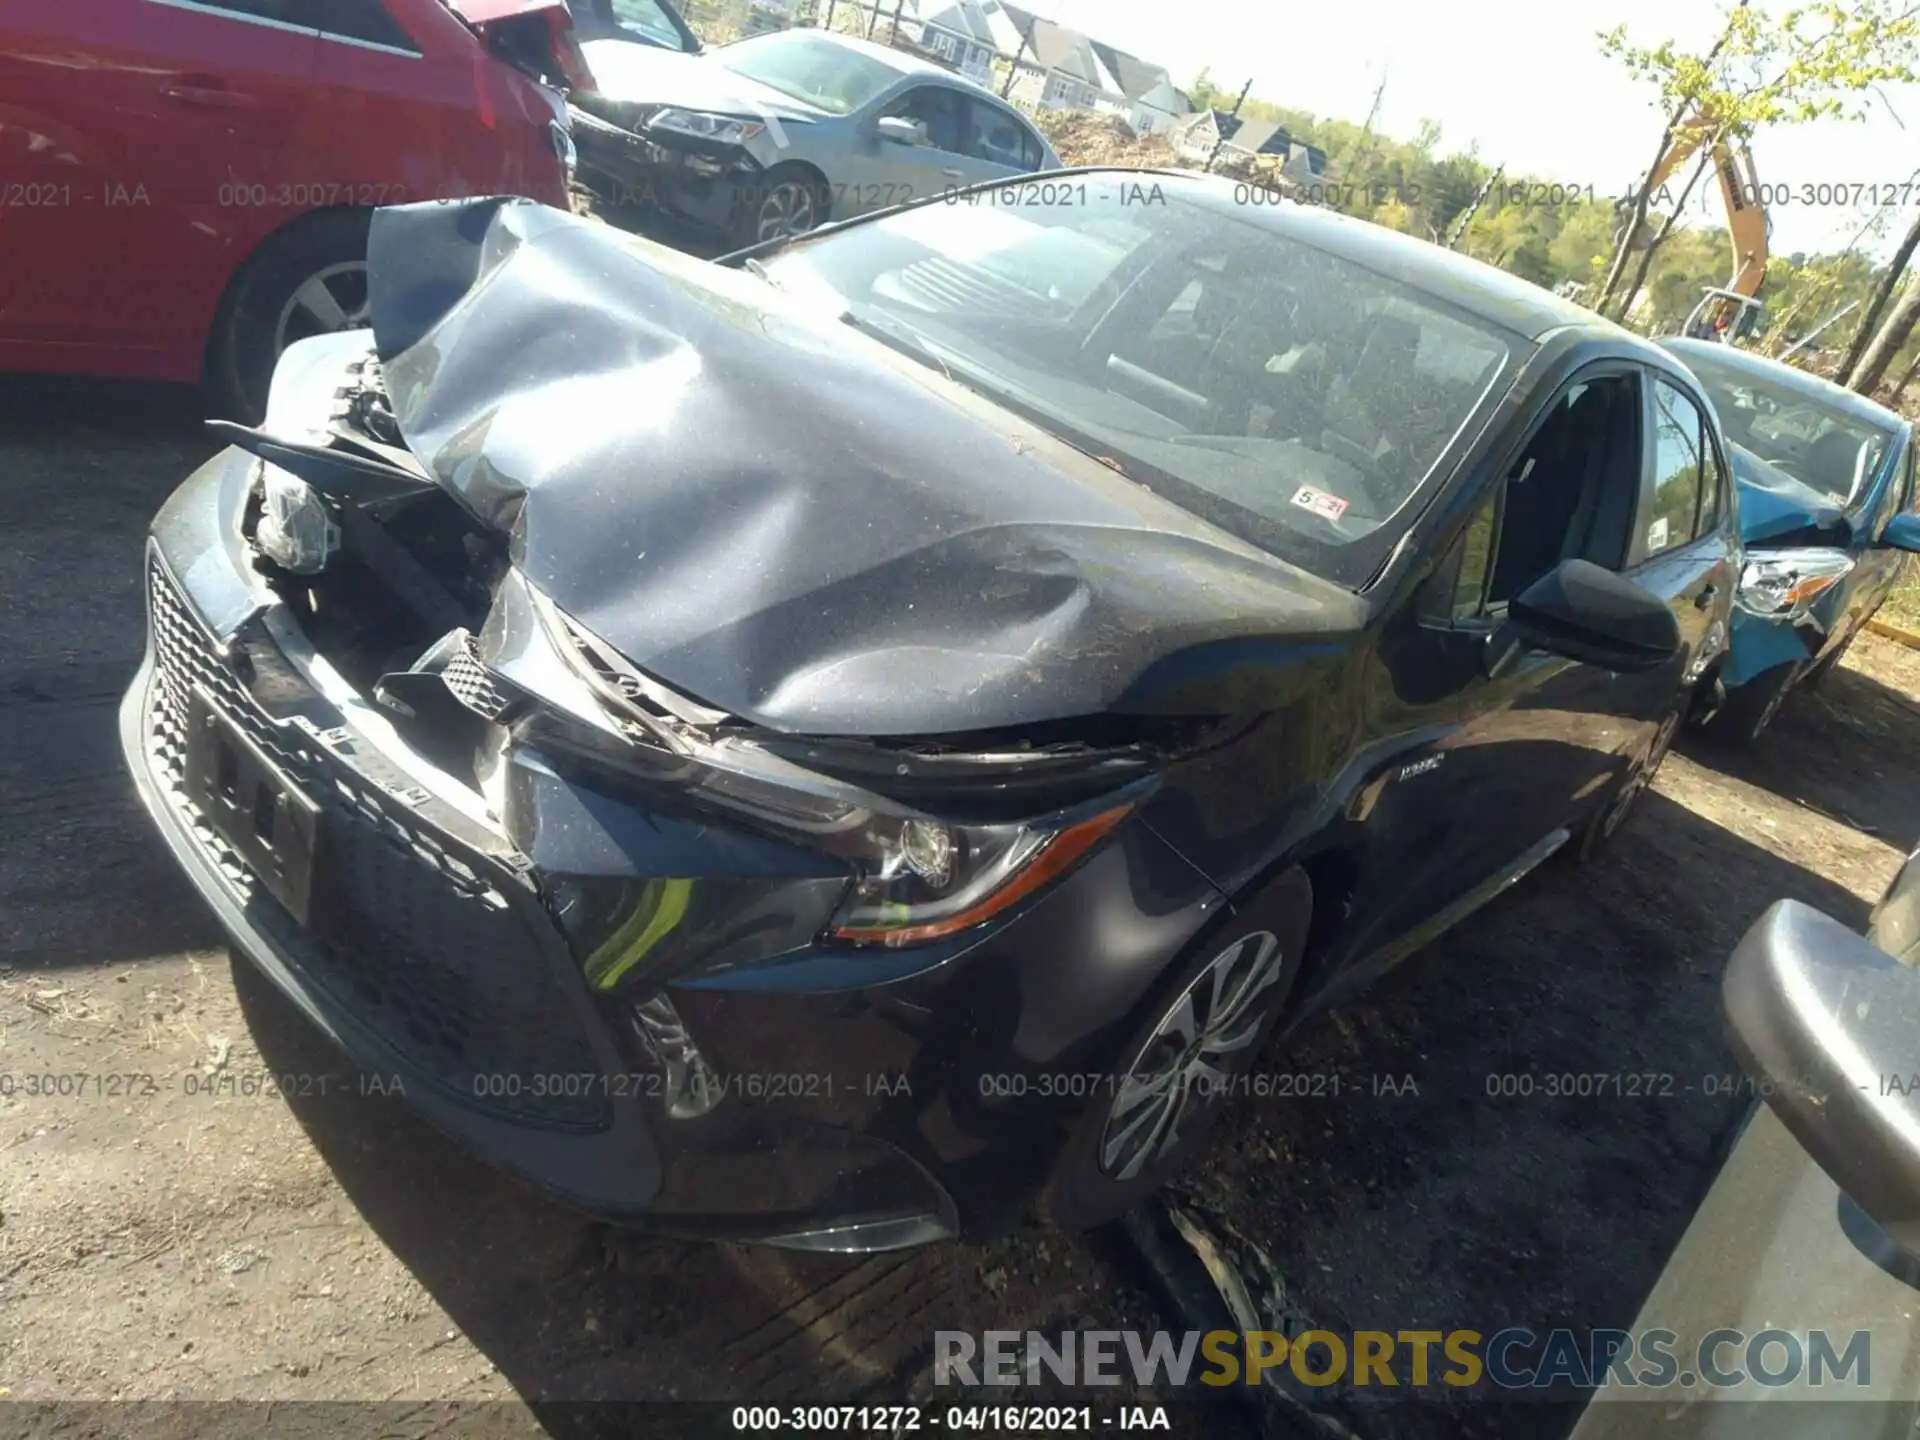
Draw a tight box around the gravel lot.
[3,365,1916,1439]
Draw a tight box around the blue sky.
[1041,0,1920,260]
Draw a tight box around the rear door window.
[1645,380,1708,557]
[960,99,1041,169]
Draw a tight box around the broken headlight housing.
[825,802,1135,947]
[648,108,766,146]
[1736,548,1854,622]
[253,461,340,575]
[508,588,1141,950]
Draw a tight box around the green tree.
[1597,0,1920,321]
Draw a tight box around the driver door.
[852,83,979,213]
[1346,365,1667,967]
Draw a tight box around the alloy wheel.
[1098,930,1286,1181]
[1602,711,1680,840]
[273,261,371,357]
[754,182,819,243]
[1754,680,1789,737]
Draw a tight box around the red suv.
[0,0,591,417]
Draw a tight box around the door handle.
[163,83,263,111]
[1694,584,1719,611]
[941,167,965,179]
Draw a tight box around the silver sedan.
[569,21,1062,247]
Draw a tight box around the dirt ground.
[3,369,1917,1439]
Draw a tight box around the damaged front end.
[121,345,1230,1245]
[217,341,1174,970]
[1723,449,1863,690]
[120,196,1364,1241]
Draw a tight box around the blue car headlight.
[1737,548,1855,621]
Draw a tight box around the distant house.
[1171,109,1241,164]
[1173,109,1329,186]
[981,6,1120,113]
[906,0,997,84]
[1087,41,1188,135]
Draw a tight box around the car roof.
[1087,169,1648,349]
[1658,335,1911,433]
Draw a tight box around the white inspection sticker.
[1292,485,1351,520]
[1647,515,1670,551]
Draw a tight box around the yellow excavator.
[1618,112,1770,343]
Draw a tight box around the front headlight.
[1737,549,1855,621]
[827,803,1136,947]
[502,590,1142,950]
[648,108,766,145]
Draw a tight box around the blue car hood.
[1729,443,1850,546]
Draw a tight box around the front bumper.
[569,104,761,230]
[120,452,1228,1244]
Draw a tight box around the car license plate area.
[183,688,321,926]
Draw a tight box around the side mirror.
[1503,558,1681,673]
[875,116,921,145]
[1882,512,1920,555]
[1724,898,1920,1256]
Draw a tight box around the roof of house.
[1224,116,1291,155]
[911,0,996,45]
[1024,16,1099,74]
[1087,41,1167,101]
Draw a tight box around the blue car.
[1661,337,1920,743]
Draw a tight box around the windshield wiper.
[837,309,964,384]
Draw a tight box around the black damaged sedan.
[122,172,1737,1250]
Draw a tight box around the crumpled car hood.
[1729,443,1851,546]
[363,197,1365,737]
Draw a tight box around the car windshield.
[1678,349,1897,511]
[761,179,1515,587]
[713,33,903,115]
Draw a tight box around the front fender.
[1723,607,1822,690]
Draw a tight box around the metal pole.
[889,0,904,44]
[1203,78,1253,173]
[1779,300,1863,361]
[1445,165,1504,249]
[1000,34,1029,98]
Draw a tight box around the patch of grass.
[1884,558,1920,631]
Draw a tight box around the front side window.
[887,86,966,151]
[1485,373,1643,605]
[763,181,1516,588]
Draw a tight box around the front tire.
[205,209,373,423]
[728,164,828,249]
[1573,705,1680,863]
[1041,871,1312,1231]
[1695,662,1798,747]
